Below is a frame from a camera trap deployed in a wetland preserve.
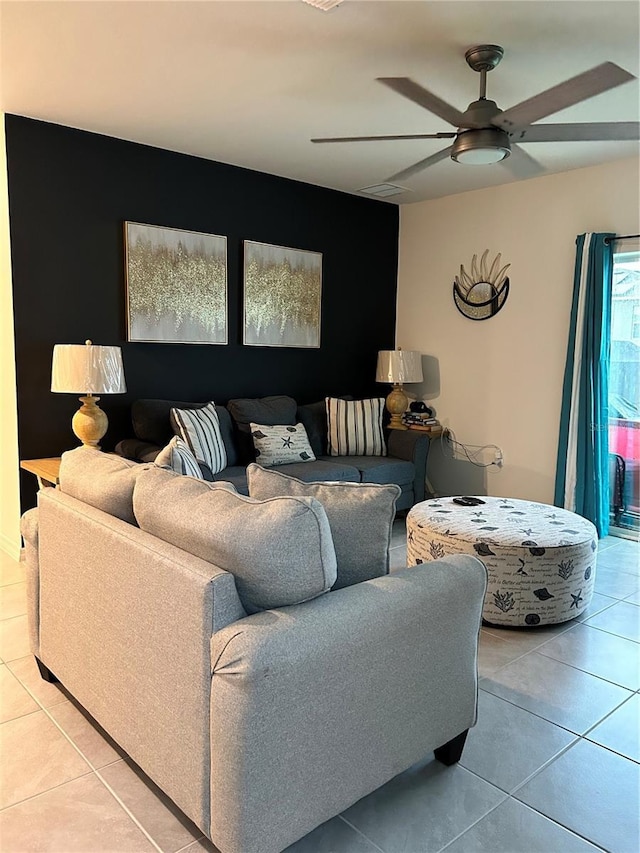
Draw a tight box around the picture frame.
[243,240,322,348]
[125,221,228,344]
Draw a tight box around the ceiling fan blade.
[377,78,466,128]
[507,121,640,143]
[493,62,636,131]
[501,144,545,178]
[310,132,457,143]
[386,146,453,182]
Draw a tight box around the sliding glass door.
[609,248,640,537]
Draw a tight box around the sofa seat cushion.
[270,459,361,483]
[59,447,144,525]
[338,455,416,487]
[213,466,250,495]
[133,466,337,614]
[247,464,401,589]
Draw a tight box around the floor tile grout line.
[583,733,640,765]
[477,637,572,679]
[580,620,639,645]
[173,835,206,853]
[508,795,611,852]
[337,814,390,853]
[3,669,165,853]
[0,579,27,590]
[476,685,611,739]
[532,633,640,691]
[434,795,509,852]
[482,635,639,690]
[581,690,639,736]
[502,735,583,797]
[0,769,97,813]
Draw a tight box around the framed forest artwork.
[243,240,322,348]
[125,222,227,344]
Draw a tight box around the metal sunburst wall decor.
[453,250,510,320]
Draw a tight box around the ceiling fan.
[311,45,640,182]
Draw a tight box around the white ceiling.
[1,0,638,204]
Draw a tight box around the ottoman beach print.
[407,497,598,626]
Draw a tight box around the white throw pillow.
[170,402,227,475]
[250,422,316,467]
[325,397,386,457]
[155,436,203,479]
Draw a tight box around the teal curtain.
[555,233,613,536]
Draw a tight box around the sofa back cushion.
[296,400,327,458]
[227,395,297,464]
[133,466,337,613]
[59,447,143,525]
[132,399,237,466]
[296,396,354,458]
[247,463,401,589]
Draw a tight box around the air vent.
[358,183,409,198]
[302,0,343,10]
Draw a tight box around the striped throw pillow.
[155,436,203,479]
[325,397,387,457]
[170,402,228,475]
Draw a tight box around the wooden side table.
[20,457,61,489]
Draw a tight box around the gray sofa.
[115,395,432,510]
[21,448,487,853]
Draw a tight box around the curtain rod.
[604,233,640,244]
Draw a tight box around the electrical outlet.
[494,448,504,467]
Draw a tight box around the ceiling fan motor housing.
[460,98,502,128]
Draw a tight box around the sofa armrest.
[36,489,246,836]
[20,508,40,656]
[209,555,486,853]
[115,438,162,463]
[387,429,431,503]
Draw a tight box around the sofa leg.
[35,657,59,683]
[434,729,469,766]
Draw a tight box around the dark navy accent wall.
[5,114,399,510]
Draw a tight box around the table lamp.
[376,349,423,430]
[51,340,126,448]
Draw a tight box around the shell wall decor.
[453,250,510,320]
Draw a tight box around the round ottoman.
[407,496,598,627]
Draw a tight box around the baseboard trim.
[0,531,21,562]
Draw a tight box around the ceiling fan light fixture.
[451,128,511,165]
[301,0,343,10]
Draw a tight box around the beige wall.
[0,112,21,558]
[397,157,640,503]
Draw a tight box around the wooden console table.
[20,457,61,489]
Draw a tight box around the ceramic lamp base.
[386,384,408,430]
[72,395,108,448]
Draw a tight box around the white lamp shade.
[376,350,423,384]
[51,343,126,395]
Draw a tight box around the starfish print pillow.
[250,422,316,467]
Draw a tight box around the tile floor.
[1,528,638,853]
